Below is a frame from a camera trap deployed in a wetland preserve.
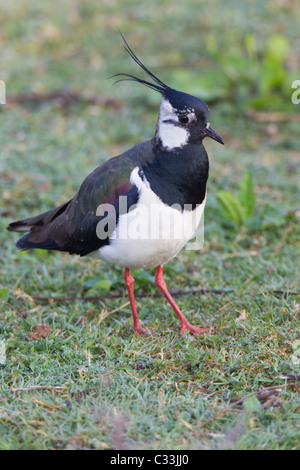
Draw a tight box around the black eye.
[178,115,189,124]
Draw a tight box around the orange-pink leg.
[155,265,211,335]
[124,268,147,336]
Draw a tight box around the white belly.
[95,167,206,270]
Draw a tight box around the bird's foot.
[134,324,148,336]
[180,321,212,336]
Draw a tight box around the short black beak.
[204,124,224,145]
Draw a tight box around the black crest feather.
[111,31,171,95]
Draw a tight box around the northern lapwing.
[7,36,224,336]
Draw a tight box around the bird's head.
[156,89,223,150]
[113,33,224,151]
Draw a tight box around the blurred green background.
[0,0,299,450]
[2,0,300,106]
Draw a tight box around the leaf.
[244,32,257,61]
[216,191,244,226]
[13,287,35,305]
[260,204,285,229]
[236,309,248,321]
[132,269,155,284]
[0,287,10,302]
[238,170,256,219]
[87,280,112,294]
[28,323,51,340]
[243,395,261,411]
[262,35,289,93]
[265,34,289,65]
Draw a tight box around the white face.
[156,98,197,150]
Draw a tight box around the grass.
[0,0,299,450]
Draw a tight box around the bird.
[7,35,224,336]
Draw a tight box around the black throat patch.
[141,142,209,210]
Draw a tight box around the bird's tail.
[7,201,71,251]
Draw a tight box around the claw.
[134,325,148,336]
[155,266,211,336]
[180,322,212,336]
